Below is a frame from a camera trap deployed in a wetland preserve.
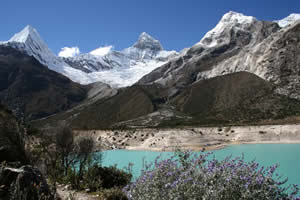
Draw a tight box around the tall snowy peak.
[275,13,300,27]
[133,32,163,51]
[3,25,101,85]
[8,25,54,59]
[197,11,257,48]
[9,25,44,43]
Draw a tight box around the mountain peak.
[9,25,42,43]
[197,11,256,48]
[133,32,163,51]
[220,11,256,24]
[276,13,300,27]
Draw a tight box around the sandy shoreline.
[74,124,300,152]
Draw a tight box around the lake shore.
[75,124,300,152]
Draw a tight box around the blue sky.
[0,0,299,54]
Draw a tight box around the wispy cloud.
[58,47,80,58]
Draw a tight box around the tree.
[74,137,95,179]
[32,125,75,185]
[55,126,75,176]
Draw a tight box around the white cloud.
[90,45,113,56]
[58,47,80,58]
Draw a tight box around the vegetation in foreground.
[29,125,131,199]
[124,150,300,200]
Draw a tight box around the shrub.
[124,151,299,200]
[64,164,132,192]
[84,165,132,190]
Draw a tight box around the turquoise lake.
[100,144,300,186]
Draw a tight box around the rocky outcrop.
[0,165,54,200]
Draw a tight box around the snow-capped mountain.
[1,26,177,87]
[61,32,178,87]
[196,11,257,48]
[275,13,300,27]
[1,25,96,84]
[139,11,300,99]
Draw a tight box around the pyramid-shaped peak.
[9,25,43,43]
[133,32,163,51]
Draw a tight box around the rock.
[0,165,54,200]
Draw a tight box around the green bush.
[63,165,131,192]
[84,165,132,189]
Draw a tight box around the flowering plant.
[124,150,299,200]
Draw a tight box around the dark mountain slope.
[0,46,87,120]
[70,86,156,129]
[34,84,169,129]
[170,72,300,126]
